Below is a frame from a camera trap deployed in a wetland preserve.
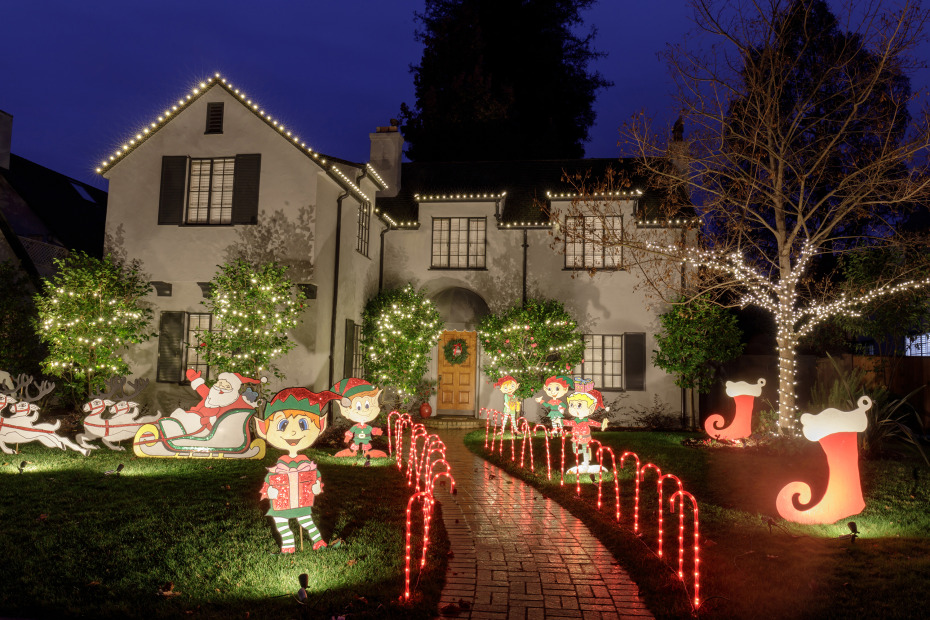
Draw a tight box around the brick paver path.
[432,429,653,620]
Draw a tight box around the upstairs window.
[357,203,371,257]
[432,217,486,269]
[205,102,224,134]
[188,157,235,224]
[564,215,623,270]
[158,154,261,226]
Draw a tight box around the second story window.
[564,215,623,270]
[432,217,486,269]
[357,203,371,257]
[158,154,261,226]
[187,157,235,224]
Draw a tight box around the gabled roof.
[95,73,378,204]
[1,154,107,257]
[378,159,654,226]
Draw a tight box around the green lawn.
[466,429,930,619]
[0,444,447,619]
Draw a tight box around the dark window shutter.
[205,102,224,134]
[158,156,187,225]
[343,319,356,379]
[624,332,646,391]
[231,153,261,225]
[157,311,185,382]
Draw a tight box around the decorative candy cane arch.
[392,419,457,601]
[669,490,701,608]
[482,426,702,611]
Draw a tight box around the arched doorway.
[430,287,490,416]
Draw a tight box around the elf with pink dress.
[563,378,609,475]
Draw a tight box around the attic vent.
[205,102,224,134]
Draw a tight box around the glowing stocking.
[704,378,765,440]
[776,396,871,525]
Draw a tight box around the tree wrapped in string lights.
[35,252,154,404]
[198,258,305,401]
[361,285,442,404]
[553,2,930,434]
[478,298,585,399]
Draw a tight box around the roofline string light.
[96,73,378,197]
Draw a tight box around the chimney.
[369,123,404,198]
[0,110,12,170]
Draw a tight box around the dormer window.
[205,102,224,134]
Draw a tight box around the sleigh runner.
[133,408,265,459]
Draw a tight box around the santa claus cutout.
[185,369,262,432]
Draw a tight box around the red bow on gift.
[268,460,317,474]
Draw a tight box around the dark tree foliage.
[0,261,45,376]
[709,0,913,272]
[400,0,611,161]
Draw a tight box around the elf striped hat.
[332,377,378,400]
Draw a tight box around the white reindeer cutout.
[0,373,89,456]
[77,377,158,451]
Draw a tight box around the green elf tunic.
[348,423,374,447]
[539,398,566,422]
[260,454,321,518]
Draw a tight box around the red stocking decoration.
[704,378,765,440]
[776,396,870,525]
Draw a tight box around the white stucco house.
[98,74,684,423]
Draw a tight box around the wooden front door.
[437,330,477,413]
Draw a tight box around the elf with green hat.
[535,374,574,430]
[331,377,387,458]
[256,386,341,553]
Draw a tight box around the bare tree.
[552,0,930,433]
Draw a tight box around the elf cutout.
[564,379,609,475]
[256,387,341,553]
[332,378,387,458]
[494,375,521,434]
[535,374,574,430]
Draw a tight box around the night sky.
[3,2,927,192]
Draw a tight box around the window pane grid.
[357,203,371,256]
[431,217,486,269]
[575,334,622,389]
[185,313,214,381]
[351,323,365,377]
[564,215,623,269]
[906,333,930,356]
[187,157,235,225]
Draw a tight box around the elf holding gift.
[332,377,387,458]
[535,374,574,430]
[494,375,521,433]
[255,387,341,553]
[564,378,609,473]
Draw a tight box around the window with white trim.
[906,333,930,356]
[564,215,623,269]
[357,203,371,257]
[185,313,215,381]
[187,157,235,224]
[431,217,486,269]
[575,334,623,389]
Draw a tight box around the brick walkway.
[432,429,653,620]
